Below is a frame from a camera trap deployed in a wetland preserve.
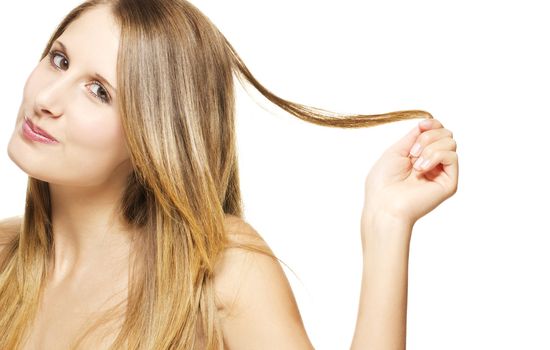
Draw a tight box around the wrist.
[362,209,414,232]
[360,210,413,249]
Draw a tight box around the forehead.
[55,6,119,80]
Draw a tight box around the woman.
[0,0,459,349]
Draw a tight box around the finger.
[412,138,458,175]
[415,150,459,191]
[409,128,454,158]
[418,118,444,131]
[391,118,445,158]
[389,123,423,157]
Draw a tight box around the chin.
[7,139,42,182]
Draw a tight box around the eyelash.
[47,50,112,104]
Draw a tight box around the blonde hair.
[0,0,433,349]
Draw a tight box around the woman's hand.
[362,118,459,231]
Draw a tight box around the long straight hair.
[0,0,433,349]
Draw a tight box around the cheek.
[7,64,52,170]
[8,61,130,186]
[67,114,127,162]
[72,117,122,146]
[58,110,129,186]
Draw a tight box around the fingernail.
[410,143,421,157]
[414,157,424,170]
[420,119,431,128]
[420,158,431,169]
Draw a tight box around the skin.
[352,117,458,349]
[3,3,459,349]
[214,119,458,350]
[7,5,134,349]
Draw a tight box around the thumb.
[388,122,422,157]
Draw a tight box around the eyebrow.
[54,40,117,95]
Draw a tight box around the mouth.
[23,116,59,143]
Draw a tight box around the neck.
[48,172,133,285]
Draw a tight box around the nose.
[33,78,68,119]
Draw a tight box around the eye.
[87,81,111,104]
[47,49,111,104]
[48,50,69,70]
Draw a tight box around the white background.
[1,1,549,349]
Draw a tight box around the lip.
[22,116,59,144]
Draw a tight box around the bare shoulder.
[222,214,268,246]
[216,214,314,349]
[216,214,271,307]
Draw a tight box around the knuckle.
[417,132,432,145]
[421,146,436,159]
[431,149,443,159]
[440,128,452,139]
[449,138,457,150]
[432,119,444,128]
[450,185,458,196]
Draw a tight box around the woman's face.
[7,6,130,187]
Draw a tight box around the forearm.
[350,213,413,350]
